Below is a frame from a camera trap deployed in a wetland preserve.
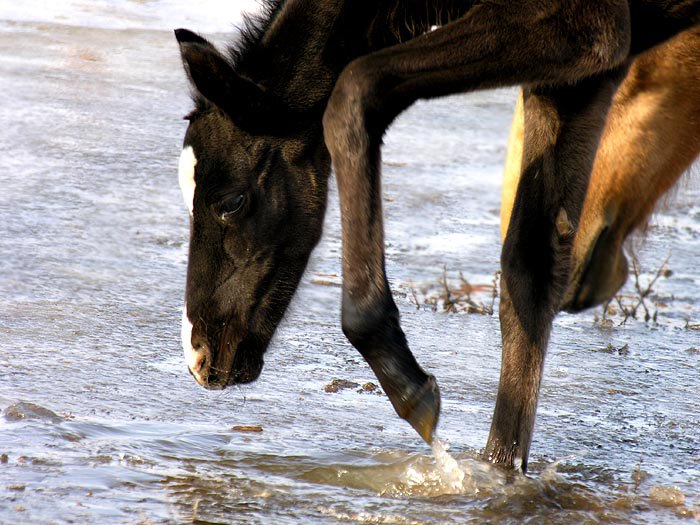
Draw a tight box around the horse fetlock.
[342,307,400,355]
[484,437,516,469]
[340,290,398,349]
[486,417,537,472]
[370,354,440,443]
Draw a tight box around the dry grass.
[406,252,693,330]
[595,254,672,326]
[407,267,499,315]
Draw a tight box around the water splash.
[300,442,505,498]
[431,435,466,493]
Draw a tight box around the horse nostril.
[190,353,208,374]
[184,340,212,387]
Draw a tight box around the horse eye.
[216,194,246,222]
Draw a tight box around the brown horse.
[501,26,700,312]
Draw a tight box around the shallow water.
[1,2,699,524]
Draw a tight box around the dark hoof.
[402,375,441,444]
[563,227,628,312]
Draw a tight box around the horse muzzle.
[181,306,264,389]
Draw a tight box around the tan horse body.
[502,27,700,312]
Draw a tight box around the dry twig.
[596,254,671,326]
[407,267,499,315]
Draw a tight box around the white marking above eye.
[178,146,197,216]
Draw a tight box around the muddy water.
[1,3,699,524]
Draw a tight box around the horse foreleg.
[321,68,441,445]
[323,1,630,455]
[489,68,631,468]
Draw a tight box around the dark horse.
[176,1,700,471]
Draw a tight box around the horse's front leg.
[322,65,441,445]
[486,72,627,470]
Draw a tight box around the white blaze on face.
[181,305,196,366]
[178,145,197,215]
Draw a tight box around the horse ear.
[175,29,310,134]
[175,28,273,129]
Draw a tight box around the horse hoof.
[403,375,441,444]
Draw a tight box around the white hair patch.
[181,304,195,364]
[181,304,212,385]
[178,146,197,215]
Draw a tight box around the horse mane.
[185,0,468,117]
[226,0,286,67]
[226,0,466,64]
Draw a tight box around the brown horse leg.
[500,91,629,311]
[565,27,700,311]
[485,73,627,470]
[323,1,630,462]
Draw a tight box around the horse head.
[176,29,330,389]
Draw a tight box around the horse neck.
[233,0,466,114]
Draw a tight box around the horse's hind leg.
[565,27,700,311]
[323,1,629,466]
[502,27,700,312]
